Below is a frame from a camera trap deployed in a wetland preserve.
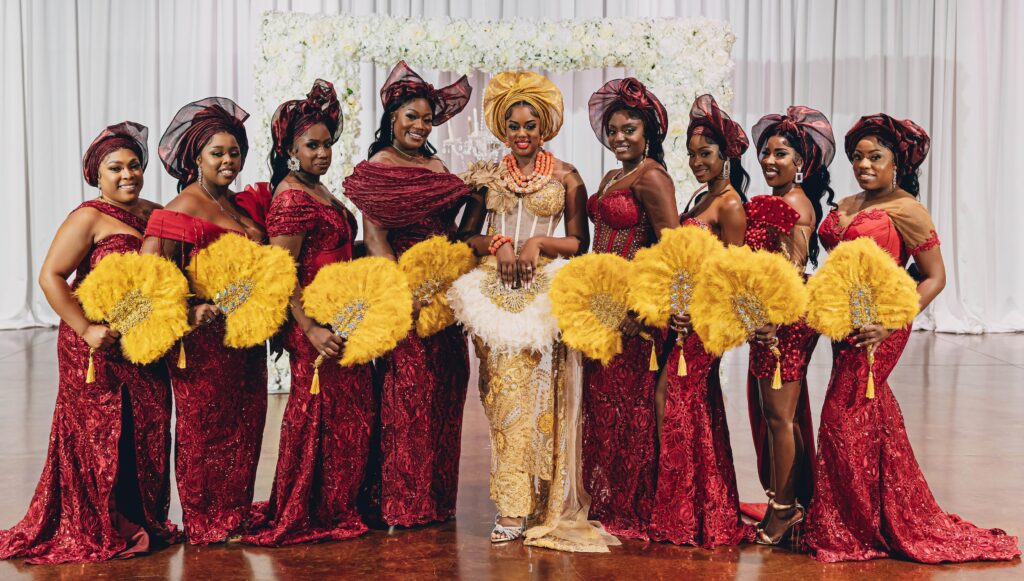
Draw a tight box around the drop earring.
[287,156,301,172]
[723,159,731,180]
[892,168,898,189]
[795,166,804,184]
[643,141,649,161]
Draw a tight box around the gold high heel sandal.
[754,498,805,547]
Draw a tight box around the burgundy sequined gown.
[583,167,662,539]
[0,201,178,564]
[647,217,754,547]
[742,195,817,511]
[145,209,267,545]
[243,187,373,545]
[804,199,1020,563]
[344,161,470,527]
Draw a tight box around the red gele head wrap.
[379,60,472,125]
[82,121,148,187]
[159,97,249,189]
[588,77,669,149]
[271,79,343,157]
[686,94,749,159]
[752,105,836,177]
[844,113,930,176]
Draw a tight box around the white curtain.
[2,0,1020,332]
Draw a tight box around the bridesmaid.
[243,80,373,546]
[141,98,268,545]
[804,114,1020,562]
[742,107,835,545]
[0,122,179,563]
[343,61,472,528]
[647,94,754,547]
[583,78,678,539]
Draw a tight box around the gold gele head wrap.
[484,71,564,143]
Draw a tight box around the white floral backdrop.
[254,12,736,209]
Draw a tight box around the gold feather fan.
[302,257,412,394]
[187,233,297,349]
[398,236,477,338]
[805,237,919,398]
[629,226,724,376]
[690,245,808,387]
[76,252,190,379]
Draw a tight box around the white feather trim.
[448,259,566,354]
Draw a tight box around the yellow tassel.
[310,355,325,395]
[649,341,658,371]
[177,341,187,369]
[770,345,783,390]
[86,349,96,384]
[866,347,876,399]
[676,337,687,377]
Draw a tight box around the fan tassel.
[865,347,876,399]
[770,345,783,390]
[649,342,658,371]
[177,341,187,369]
[676,337,687,377]
[86,349,96,384]
[310,355,325,395]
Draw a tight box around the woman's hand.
[669,312,692,335]
[82,324,119,350]
[853,324,892,348]
[306,326,344,359]
[619,312,642,337]
[412,295,433,321]
[495,243,517,289]
[189,303,220,327]
[517,238,542,289]
[754,323,778,345]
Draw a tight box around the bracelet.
[488,234,512,256]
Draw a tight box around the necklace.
[599,160,644,196]
[391,142,420,161]
[199,175,247,228]
[502,149,554,195]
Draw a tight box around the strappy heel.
[490,514,527,544]
[755,498,805,547]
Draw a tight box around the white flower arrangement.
[254,12,735,207]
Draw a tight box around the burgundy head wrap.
[159,97,249,189]
[753,106,836,177]
[82,121,148,187]
[844,113,930,177]
[379,61,472,125]
[686,94,749,159]
[588,77,669,149]
[271,79,343,157]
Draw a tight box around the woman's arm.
[362,218,396,262]
[717,196,747,247]
[633,167,679,242]
[270,233,343,359]
[911,246,946,311]
[38,210,119,349]
[455,188,492,257]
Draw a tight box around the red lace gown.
[804,201,1021,563]
[243,187,374,545]
[144,209,267,545]
[343,161,470,527]
[647,217,755,547]
[741,195,817,515]
[0,201,179,564]
[583,181,662,539]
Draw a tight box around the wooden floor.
[0,328,1021,580]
